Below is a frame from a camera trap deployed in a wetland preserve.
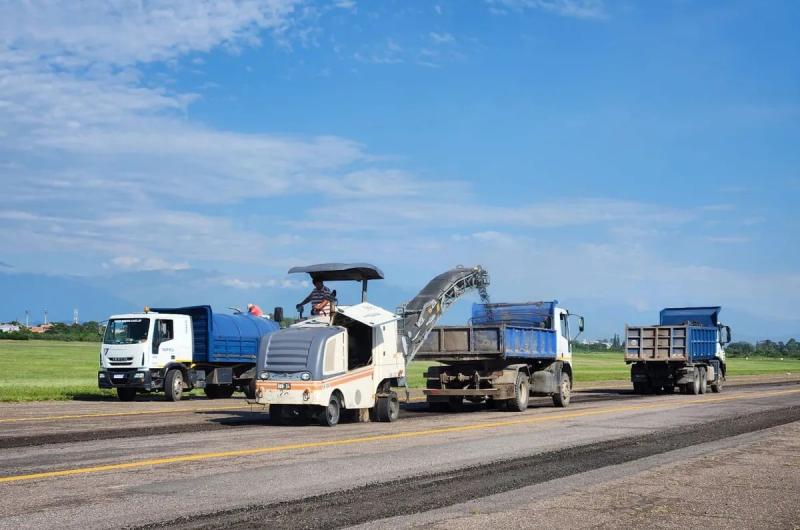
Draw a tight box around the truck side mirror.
[273,307,284,323]
[579,317,585,333]
[723,325,732,345]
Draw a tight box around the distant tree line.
[726,339,800,359]
[0,322,103,342]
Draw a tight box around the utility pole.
[73,308,79,325]
[25,309,29,327]
[43,309,48,325]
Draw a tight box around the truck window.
[559,313,569,340]
[156,319,174,342]
[103,318,149,344]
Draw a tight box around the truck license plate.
[113,374,124,379]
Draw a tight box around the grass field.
[1,340,799,402]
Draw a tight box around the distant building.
[0,323,20,333]
[28,323,54,334]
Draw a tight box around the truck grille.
[108,356,134,366]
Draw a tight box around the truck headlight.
[301,372,311,381]
[98,373,106,379]
[259,371,270,380]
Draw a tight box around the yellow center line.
[1,387,798,485]
[0,404,263,424]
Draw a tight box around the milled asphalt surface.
[0,377,798,529]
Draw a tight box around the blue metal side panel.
[687,327,718,362]
[503,327,557,360]
[472,302,556,328]
[209,314,280,364]
[660,307,721,327]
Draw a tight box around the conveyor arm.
[396,266,490,366]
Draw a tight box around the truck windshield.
[103,318,150,344]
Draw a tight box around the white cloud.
[486,0,606,19]
[107,256,190,272]
[430,32,455,44]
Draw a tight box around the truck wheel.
[507,372,530,412]
[688,368,701,395]
[164,369,184,402]
[117,388,136,402]
[552,372,571,408]
[711,374,724,393]
[447,396,464,412]
[698,367,708,394]
[375,392,400,422]
[319,393,341,427]
[427,400,448,412]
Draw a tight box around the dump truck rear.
[625,306,731,394]
[417,301,584,410]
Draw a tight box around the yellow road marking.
[1,387,798,485]
[0,404,262,424]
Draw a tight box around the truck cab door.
[153,319,176,365]
[557,310,572,360]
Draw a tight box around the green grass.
[0,339,114,401]
[1,340,799,402]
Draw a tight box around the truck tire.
[686,368,701,395]
[117,388,136,402]
[507,372,530,412]
[711,374,724,393]
[375,392,400,422]
[164,369,184,402]
[319,393,341,427]
[448,396,465,412]
[698,367,708,394]
[552,372,571,408]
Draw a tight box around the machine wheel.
[698,367,708,394]
[164,369,184,402]
[243,379,256,400]
[711,373,724,393]
[662,384,675,394]
[633,382,648,394]
[117,388,136,402]
[552,372,571,408]
[375,392,400,422]
[319,393,341,427]
[507,372,530,412]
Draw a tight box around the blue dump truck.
[99,305,280,401]
[625,306,732,395]
[416,301,584,410]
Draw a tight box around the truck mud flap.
[206,367,232,385]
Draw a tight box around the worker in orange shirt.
[246,303,264,317]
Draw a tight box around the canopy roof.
[288,263,384,282]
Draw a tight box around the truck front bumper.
[98,369,156,390]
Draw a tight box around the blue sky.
[0,0,798,340]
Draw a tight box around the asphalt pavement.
[0,377,798,529]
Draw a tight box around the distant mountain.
[0,272,135,323]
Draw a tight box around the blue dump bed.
[626,306,722,363]
[417,302,558,361]
[152,306,280,364]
